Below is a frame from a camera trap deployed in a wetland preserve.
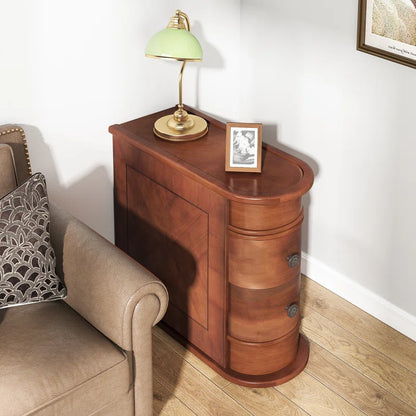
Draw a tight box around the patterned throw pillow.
[0,173,66,309]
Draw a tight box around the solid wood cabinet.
[110,107,314,387]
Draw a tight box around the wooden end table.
[110,107,313,387]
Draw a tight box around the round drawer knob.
[286,253,300,268]
[286,303,299,318]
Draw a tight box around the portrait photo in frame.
[357,0,416,69]
[225,122,262,173]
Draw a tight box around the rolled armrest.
[49,203,168,351]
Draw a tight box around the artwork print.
[231,128,258,167]
[358,0,416,68]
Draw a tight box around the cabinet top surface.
[110,108,314,202]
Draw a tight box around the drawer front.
[229,200,302,232]
[228,327,299,376]
[228,224,302,290]
[228,277,300,343]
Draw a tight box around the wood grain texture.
[224,383,308,416]
[228,327,299,375]
[276,370,366,416]
[153,332,251,416]
[228,224,301,290]
[153,275,416,416]
[153,379,196,416]
[127,166,209,328]
[112,109,313,386]
[301,276,416,374]
[301,305,416,407]
[110,106,314,203]
[153,326,230,390]
[306,342,416,416]
[112,137,129,253]
[114,134,227,366]
[228,278,300,342]
[229,199,302,231]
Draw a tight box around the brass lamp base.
[154,113,208,142]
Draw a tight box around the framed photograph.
[357,0,416,69]
[225,122,262,173]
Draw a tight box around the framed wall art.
[225,123,262,173]
[357,0,416,69]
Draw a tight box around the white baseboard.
[301,252,416,342]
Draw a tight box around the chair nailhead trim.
[0,126,32,175]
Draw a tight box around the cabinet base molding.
[159,322,309,388]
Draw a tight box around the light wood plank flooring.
[152,275,416,415]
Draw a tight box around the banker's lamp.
[145,10,208,141]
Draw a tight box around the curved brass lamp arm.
[178,61,186,112]
[177,10,191,32]
[168,10,190,117]
[174,10,191,120]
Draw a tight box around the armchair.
[0,126,168,416]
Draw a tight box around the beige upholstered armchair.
[0,126,168,416]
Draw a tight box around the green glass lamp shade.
[145,28,202,61]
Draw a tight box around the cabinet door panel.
[127,167,208,328]
[113,137,226,366]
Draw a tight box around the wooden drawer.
[229,200,302,232]
[228,277,300,343]
[228,326,299,376]
[228,224,302,290]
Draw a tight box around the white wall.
[0,0,240,240]
[239,0,416,339]
[1,1,415,339]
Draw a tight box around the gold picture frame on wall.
[357,0,416,69]
[225,122,262,173]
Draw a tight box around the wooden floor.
[152,275,416,416]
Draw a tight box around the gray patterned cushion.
[0,173,66,309]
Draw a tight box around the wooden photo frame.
[357,0,416,69]
[225,123,262,173]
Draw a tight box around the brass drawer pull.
[286,303,299,318]
[286,253,300,268]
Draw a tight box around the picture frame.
[225,122,262,173]
[357,0,416,69]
